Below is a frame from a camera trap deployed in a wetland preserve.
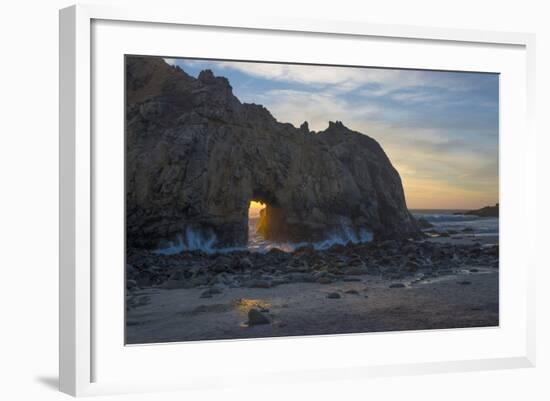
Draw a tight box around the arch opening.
[247,200,267,250]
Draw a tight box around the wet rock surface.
[126,239,499,300]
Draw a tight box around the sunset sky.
[165,58,499,210]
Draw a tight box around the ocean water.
[154,210,498,255]
[247,217,373,253]
[154,218,373,255]
[411,209,499,237]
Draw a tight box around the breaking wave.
[154,221,373,255]
[154,227,220,255]
[412,210,499,236]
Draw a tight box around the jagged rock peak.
[198,69,215,81]
[198,69,231,87]
[299,121,310,133]
[327,120,347,130]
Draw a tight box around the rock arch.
[125,56,420,250]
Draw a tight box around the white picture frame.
[59,4,536,397]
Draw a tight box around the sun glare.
[248,200,265,218]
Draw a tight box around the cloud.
[249,86,498,208]
[163,57,499,209]
[248,89,382,132]
[171,58,491,95]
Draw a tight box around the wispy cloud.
[164,57,499,209]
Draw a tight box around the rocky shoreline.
[126,271,499,344]
[126,237,499,343]
[126,238,498,296]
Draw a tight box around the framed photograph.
[59,4,536,396]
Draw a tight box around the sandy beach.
[126,235,499,344]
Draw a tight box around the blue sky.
[165,57,499,209]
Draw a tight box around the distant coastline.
[455,203,499,218]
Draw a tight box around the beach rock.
[125,56,421,250]
[457,280,471,285]
[189,276,209,287]
[200,286,223,298]
[389,283,406,288]
[343,277,362,282]
[327,292,341,299]
[416,217,434,229]
[341,265,369,275]
[247,308,271,325]
[405,260,420,272]
[237,257,254,270]
[245,279,272,288]
[287,272,314,283]
[317,277,333,284]
[344,289,359,295]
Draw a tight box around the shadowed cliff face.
[125,56,419,249]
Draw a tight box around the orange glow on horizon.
[399,174,498,210]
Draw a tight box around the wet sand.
[126,267,498,344]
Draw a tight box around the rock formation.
[125,56,420,249]
[463,203,499,218]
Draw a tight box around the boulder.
[247,308,271,325]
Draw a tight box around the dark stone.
[342,266,369,275]
[405,260,420,272]
[247,279,271,288]
[327,292,341,299]
[247,308,271,325]
[287,272,314,283]
[389,283,406,288]
[416,217,434,229]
